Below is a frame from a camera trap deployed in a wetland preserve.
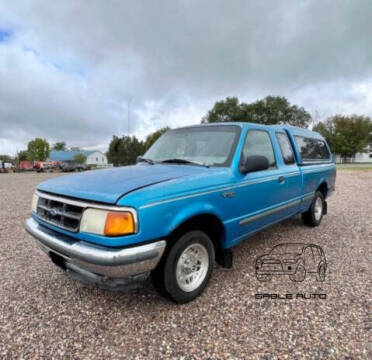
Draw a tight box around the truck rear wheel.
[152,230,215,303]
[302,191,324,227]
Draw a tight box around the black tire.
[316,263,327,281]
[152,230,215,304]
[302,191,325,227]
[289,263,306,282]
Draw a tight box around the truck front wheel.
[152,230,215,303]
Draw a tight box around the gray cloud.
[1,0,372,154]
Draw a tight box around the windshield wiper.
[137,156,155,165]
[161,158,209,168]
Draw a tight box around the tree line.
[2,95,371,164]
[106,96,371,164]
[106,128,169,166]
[12,140,86,163]
[312,115,372,158]
[7,127,170,165]
[203,96,372,160]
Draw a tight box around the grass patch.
[337,164,372,171]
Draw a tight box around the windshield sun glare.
[144,125,241,167]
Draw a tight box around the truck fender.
[166,201,224,235]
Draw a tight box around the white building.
[354,143,372,163]
[49,150,109,167]
[334,142,372,163]
[85,151,108,166]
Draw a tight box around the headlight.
[31,193,39,213]
[80,208,136,236]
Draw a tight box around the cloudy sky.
[1,0,372,155]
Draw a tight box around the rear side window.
[276,132,295,165]
[294,136,330,162]
[241,130,276,168]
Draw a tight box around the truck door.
[229,129,301,245]
[275,131,302,212]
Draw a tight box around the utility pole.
[311,108,319,129]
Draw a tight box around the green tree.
[202,97,245,123]
[27,138,50,161]
[52,142,67,151]
[144,127,170,151]
[107,135,145,166]
[312,120,335,149]
[0,155,12,163]
[17,150,29,161]
[107,136,122,165]
[203,96,311,128]
[245,96,311,127]
[73,153,87,164]
[313,115,372,157]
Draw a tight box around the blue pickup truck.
[26,123,336,303]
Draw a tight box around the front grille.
[261,262,282,272]
[36,194,84,232]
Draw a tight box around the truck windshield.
[144,125,241,167]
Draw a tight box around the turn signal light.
[104,212,135,236]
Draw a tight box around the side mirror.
[240,155,269,174]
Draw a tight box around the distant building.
[353,137,372,163]
[49,150,108,166]
[334,142,372,163]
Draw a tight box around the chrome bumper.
[25,218,166,281]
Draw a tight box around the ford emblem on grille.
[49,208,58,217]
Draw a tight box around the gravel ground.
[0,171,371,359]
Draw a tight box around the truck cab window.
[294,136,330,162]
[276,132,295,165]
[241,130,276,169]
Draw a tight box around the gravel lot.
[0,171,371,359]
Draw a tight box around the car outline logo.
[255,243,327,282]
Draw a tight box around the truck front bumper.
[25,218,166,290]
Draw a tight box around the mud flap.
[216,248,233,268]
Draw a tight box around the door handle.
[278,176,285,183]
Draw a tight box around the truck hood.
[37,164,211,204]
